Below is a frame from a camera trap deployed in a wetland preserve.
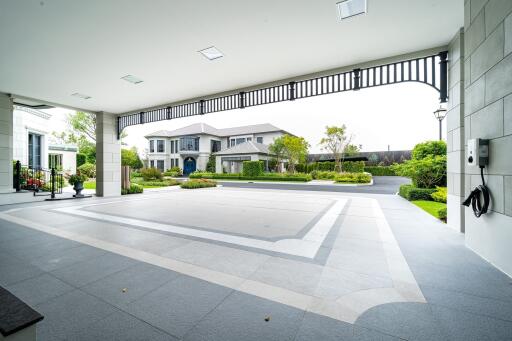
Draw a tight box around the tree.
[282,135,309,173]
[268,136,286,172]
[206,154,216,173]
[319,125,356,172]
[121,147,143,169]
[52,111,127,165]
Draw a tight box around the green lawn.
[84,181,96,189]
[412,200,446,219]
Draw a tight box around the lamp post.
[433,105,447,141]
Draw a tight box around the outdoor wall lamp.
[433,105,447,141]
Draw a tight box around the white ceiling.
[0,0,463,114]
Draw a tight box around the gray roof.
[214,141,273,156]
[145,123,289,138]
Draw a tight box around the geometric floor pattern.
[1,187,512,340]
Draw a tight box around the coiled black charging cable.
[462,166,490,218]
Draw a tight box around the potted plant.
[68,172,87,197]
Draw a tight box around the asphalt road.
[219,176,411,195]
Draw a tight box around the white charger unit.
[467,138,489,167]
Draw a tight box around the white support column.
[95,112,121,197]
[0,93,13,193]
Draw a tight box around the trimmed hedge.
[132,179,179,187]
[181,179,217,189]
[335,172,372,184]
[364,166,396,176]
[306,161,365,173]
[190,172,312,182]
[77,163,96,178]
[242,161,264,177]
[399,184,436,201]
[122,183,143,195]
[310,170,337,180]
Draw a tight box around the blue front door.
[183,157,196,175]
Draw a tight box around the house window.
[230,139,235,147]
[235,138,245,145]
[28,133,42,169]
[157,160,165,171]
[48,153,63,170]
[157,140,165,153]
[170,141,175,154]
[175,158,179,167]
[179,137,199,151]
[211,140,221,152]
[150,140,155,153]
[247,137,252,142]
[171,159,174,168]
[256,137,263,143]
[150,160,155,168]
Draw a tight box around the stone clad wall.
[446,29,465,233]
[96,112,121,197]
[463,0,512,276]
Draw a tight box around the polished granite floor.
[1,187,511,340]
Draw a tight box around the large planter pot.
[73,181,84,197]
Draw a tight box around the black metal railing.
[13,161,64,198]
[117,51,448,138]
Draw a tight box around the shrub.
[392,155,446,188]
[438,207,447,221]
[77,163,96,179]
[364,166,396,176]
[206,155,216,173]
[307,161,364,173]
[311,171,338,180]
[76,153,87,167]
[141,167,163,181]
[180,179,217,189]
[295,163,307,173]
[399,184,436,201]
[335,172,372,184]
[68,173,87,186]
[131,171,141,178]
[122,183,143,195]
[242,161,264,177]
[131,178,179,187]
[431,187,447,203]
[412,140,447,160]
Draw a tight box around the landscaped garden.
[393,141,447,222]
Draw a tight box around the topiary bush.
[141,167,163,181]
[431,186,447,203]
[242,161,264,177]
[438,207,447,221]
[342,161,365,173]
[399,184,437,201]
[77,163,96,178]
[76,153,86,168]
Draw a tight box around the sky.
[45,82,446,154]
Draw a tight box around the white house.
[145,123,291,175]
[13,106,77,173]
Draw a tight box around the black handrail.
[13,161,64,197]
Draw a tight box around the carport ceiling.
[0,0,463,114]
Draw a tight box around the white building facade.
[146,123,289,175]
[13,106,77,173]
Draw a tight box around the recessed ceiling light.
[71,93,91,99]
[121,75,144,84]
[198,46,224,61]
[337,0,366,20]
